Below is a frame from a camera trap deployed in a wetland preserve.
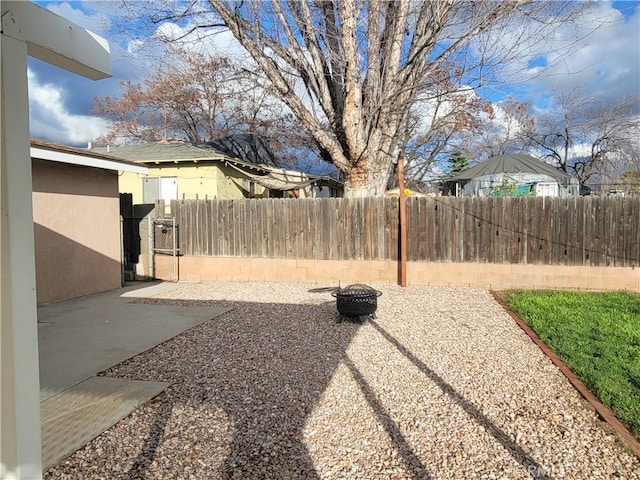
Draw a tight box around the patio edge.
[490,290,640,460]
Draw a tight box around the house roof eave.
[30,138,148,174]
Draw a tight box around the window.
[143,177,178,203]
[242,179,256,198]
[535,182,558,197]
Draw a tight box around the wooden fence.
[169,196,640,267]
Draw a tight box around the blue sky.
[27,1,640,147]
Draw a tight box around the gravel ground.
[45,282,639,480]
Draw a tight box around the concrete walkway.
[38,281,230,470]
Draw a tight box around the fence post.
[172,216,178,282]
[398,157,407,287]
[148,215,154,279]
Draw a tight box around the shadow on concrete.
[38,282,228,403]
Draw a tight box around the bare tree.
[458,97,535,162]
[528,90,640,185]
[390,88,490,188]
[621,169,640,195]
[93,49,323,169]
[94,52,245,143]
[123,0,587,197]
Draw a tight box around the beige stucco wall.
[169,256,640,293]
[32,159,122,305]
[118,163,268,204]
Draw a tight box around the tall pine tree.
[445,152,470,179]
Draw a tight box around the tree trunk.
[342,146,395,197]
[344,173,389,197]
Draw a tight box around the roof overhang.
[2,1,111,80]
[31,145,148,174]
[146,155,277,175]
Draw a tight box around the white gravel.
[45,281,640,479]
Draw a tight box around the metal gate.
[151,217,179,282]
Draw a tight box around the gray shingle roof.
[449,154,574,185]
[94,141,228,163]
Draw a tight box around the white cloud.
[28,70,108,145]
[411,86,478,136]
[153,21,252,65]
[150,19,319,121]
[527,2,640,103]
[460,2,638,109]
[45,1,111,34]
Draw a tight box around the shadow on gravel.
[342,356,431,479]
[369,320,553,480]
[113,297,362,480]
[58,295,554,480]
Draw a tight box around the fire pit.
[332,284,382,323]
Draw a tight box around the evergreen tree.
[445,152,470,179]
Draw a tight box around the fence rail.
[169,196,640,267]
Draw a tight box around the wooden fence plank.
[392,198,399,261]
[481,198,491,263]
[418,198,428,261]
[564,197,574,265]
[571,196,580,266]
[510,197,520,263]
[169,196,639,266]
[611,197,620,266]
[596,198,605,266]
[633,197,637,266]
[408,198,419,262]
[321,199,331,260]
[434,199,443,261]
[497,197,505,263]
[463,197,472,262]
[552,197,564,265]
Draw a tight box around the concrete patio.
[37,281,230,470]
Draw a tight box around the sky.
[26,0,640,148]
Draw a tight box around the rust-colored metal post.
[397,157,407,287]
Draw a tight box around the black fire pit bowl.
[332,283,382,324]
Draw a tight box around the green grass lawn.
[505,290,640,439]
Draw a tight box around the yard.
[44,282,639,479]
[506,290,640,441]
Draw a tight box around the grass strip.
[506,290,640,439]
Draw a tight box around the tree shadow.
[114,297,362,479]
[95,295,554,480]
[368,320,553,480]
[342,356,431,479]
[126,396,173,478]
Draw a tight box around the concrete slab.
[41,376,170,470]
[38,281,231,401]
[119,281,197,298]
[38,281,230,471]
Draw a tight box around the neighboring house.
[97,139,342,204]
[444,154,580,197]
[31,139,147,304]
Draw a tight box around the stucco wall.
[32,159,122,304]
[170,256,640,293]
[118,163,268,204]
